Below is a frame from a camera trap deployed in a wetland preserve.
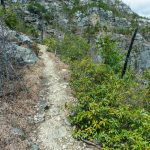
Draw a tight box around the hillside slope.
[0,0,150,149]
[9,0,149,72]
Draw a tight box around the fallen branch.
[81,138,102,150]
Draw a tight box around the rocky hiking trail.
[34,45,97,150]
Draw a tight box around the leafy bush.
[96,35,123,73]
[27,2,52,22]
[69,59,150,149]
[0,7,19,29]
[44,35,89,62]
[113,27,134,36]
[142,69,150,112]
[14,21,38,37]
[0,7,38,37]
[59,35,89,61]
[43,38,57,52]
[5,11,18,29]
[27,2,46,16]
[44,34,150,149]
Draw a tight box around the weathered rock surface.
[7,43,38,65]
[0,27,37,65]
[26,0,149,71]
[2,0,150,71]
[112,33,150,71]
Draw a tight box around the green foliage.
[84,23,101,40]
[27,2,46,16]
[43,37,57,52]
[0,6,38,37]
[44,34,150,149]
[15,21,38,38]
[59,35,89,61]
[44,35,89,62]
[143,69,150,111]
[113,27,134,36]
[0,7,18,29]
[97,35,123,73]
[69,58,150,149]
[5,11,18,29]
[27,2,52,22]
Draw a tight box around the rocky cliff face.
[7,0,150,72]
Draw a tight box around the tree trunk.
[1,0,5,8]
[121,27,138,78]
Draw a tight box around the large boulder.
[0,29,37,65]
[8,30,33,44]
[7,43,38,65]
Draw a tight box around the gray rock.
[27,140,39,150]
[24,16,37,23]
[34,113,45,123]
[7,30,32,44]
[11,128,26,137]
[39,100,49,112]
[31,144,39,150]
[16,33,33,44]
[8,30,18,41]
[139,43,150,70]
[7,43,38,65]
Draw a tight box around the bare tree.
[0,0,5,8]
[121,28,138,78]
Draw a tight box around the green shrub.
[0,7,19,29]
[27,1,52,22]
[69,58,150,149]
[44,35,89,62]
[0,7,38,37]
[5,11,18,29]
[44,34,150,149]
[113,27,134,36]
[59,35,89,61]
[43,38,57,52]
[143,69,150,112]
[27,2,46,16]
[97,35,123,73]
[14,21,38,37]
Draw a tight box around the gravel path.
[36,45,94,150]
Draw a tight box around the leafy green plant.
[27,2,53,22]
[59,35,89,61]
[142,69,150,112]
[44,33,150,149]
[0,6,38,37]
[96,35,123,73]
[69,58,150,149]
[43,37,58,52]
[27,2,46,16]
[44,35,89,62]
[5,11,18,29]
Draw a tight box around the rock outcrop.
[4,0,150,71]
[0,28,38,65]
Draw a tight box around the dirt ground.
[0,57,43,150]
